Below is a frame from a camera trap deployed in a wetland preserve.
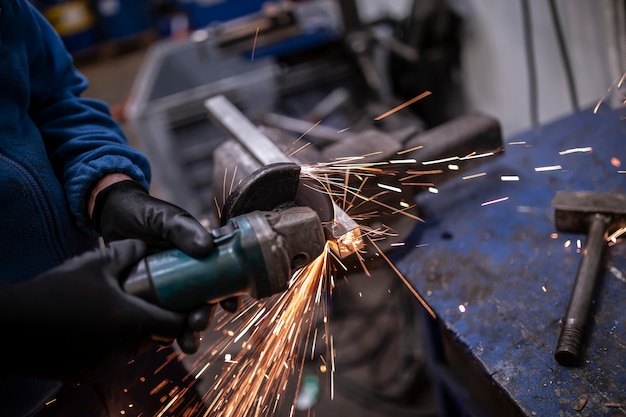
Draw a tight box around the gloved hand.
[91,180,220,353]
[92,180,214,257]
[0,240,184,382]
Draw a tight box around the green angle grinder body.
[124,163,331,312]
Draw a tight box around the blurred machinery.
[125,0,464,224]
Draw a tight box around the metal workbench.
[396,105,626,416]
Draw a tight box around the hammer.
[551,191,626,366]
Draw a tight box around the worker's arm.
[20,1,151,230]
[21,1,216,263]
[18,2,218,351]
[0,240,193,382]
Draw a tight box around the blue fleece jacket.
[1,1,151,415]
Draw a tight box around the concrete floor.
[76,47,437,417]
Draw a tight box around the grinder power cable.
[123,163,329,312]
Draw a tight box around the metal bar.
[555,213,610,366]
[204,95,292,165]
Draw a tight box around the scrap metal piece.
[330,208,363,258]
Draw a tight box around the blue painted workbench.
[396,104,625,416]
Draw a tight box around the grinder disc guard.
[221,162,334,225]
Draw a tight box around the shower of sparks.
[534,165,562,172]
[179,249,333,417]
[481,196,509,206]
[178,191,435,417]
[374,91,432,121]
[146,150,511,417]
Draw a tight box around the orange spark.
[397,145,424,155]
[251,27,260,60]
[368,237,435,318]
[295,120,322,144]
[462,172,487,180]
[374,91,432,121]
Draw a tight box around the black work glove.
[0,240,184,383]
[92,180,221,353]
[92,180,214,257]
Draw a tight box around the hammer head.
[552,191,626,233]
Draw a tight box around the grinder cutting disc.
[220,162,334,225]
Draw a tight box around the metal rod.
[555,213,610,366]
[204,95,292,165]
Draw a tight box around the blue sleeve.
[22,1,151,228]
